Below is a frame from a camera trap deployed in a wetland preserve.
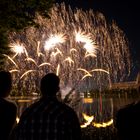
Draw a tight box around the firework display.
[5,3,131,95]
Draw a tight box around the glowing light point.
[44,33,66,51]
[75,30,97,55]
[10,43,25,55]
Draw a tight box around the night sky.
[56,0,140,78]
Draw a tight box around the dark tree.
[0,0,54,68]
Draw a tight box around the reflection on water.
[79,97,113,123]
[11,96,38,119]
[10,94,139,139]
[10,95,139,125]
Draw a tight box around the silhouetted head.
[40,73,60,97]
[115,101,140,140]
[0,71,12,98]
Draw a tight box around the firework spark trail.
[3,54,18,68]
[77,68,92,80]
[91,69,109,75]
[20,70,36,80]
[38,63,51,67]
[9,69,19,73]
[56,64,60,76]
[25,58,37,66]
[63,57,74,66]
[5,3,131,95]
[51,48,63,57]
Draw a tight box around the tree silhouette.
[0,0,54,68]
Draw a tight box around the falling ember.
[91,69,109,75]
[77,68,92,80]
[70,48,78,53]
[5,3,131,95]
[25,58,37,66]
[37,41,41,57]
[51,48,63,57]
[3,54,18,68]
[85,53,96,58]
[56,64,60,76]
[38,63,51,67]
[20,70,36,79]
[63,57,74,66]
[9,69,19,73]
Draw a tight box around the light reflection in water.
[14,96,114,127]
[75,97,114,127]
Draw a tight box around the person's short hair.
[40,73,60,96]
[0,70,12,97]
[115,101,140,140]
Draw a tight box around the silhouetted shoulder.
[0,98,17,111]
[115,100,140,140]
[0,98,17,140]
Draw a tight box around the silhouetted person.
[0,71,17,140]
[115,101,140,140]
[14,73,81,140]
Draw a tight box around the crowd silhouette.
[0,71,17,140]
[0,70,140,140]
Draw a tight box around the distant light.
[16,117,20,123]
[83,98,93,103]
